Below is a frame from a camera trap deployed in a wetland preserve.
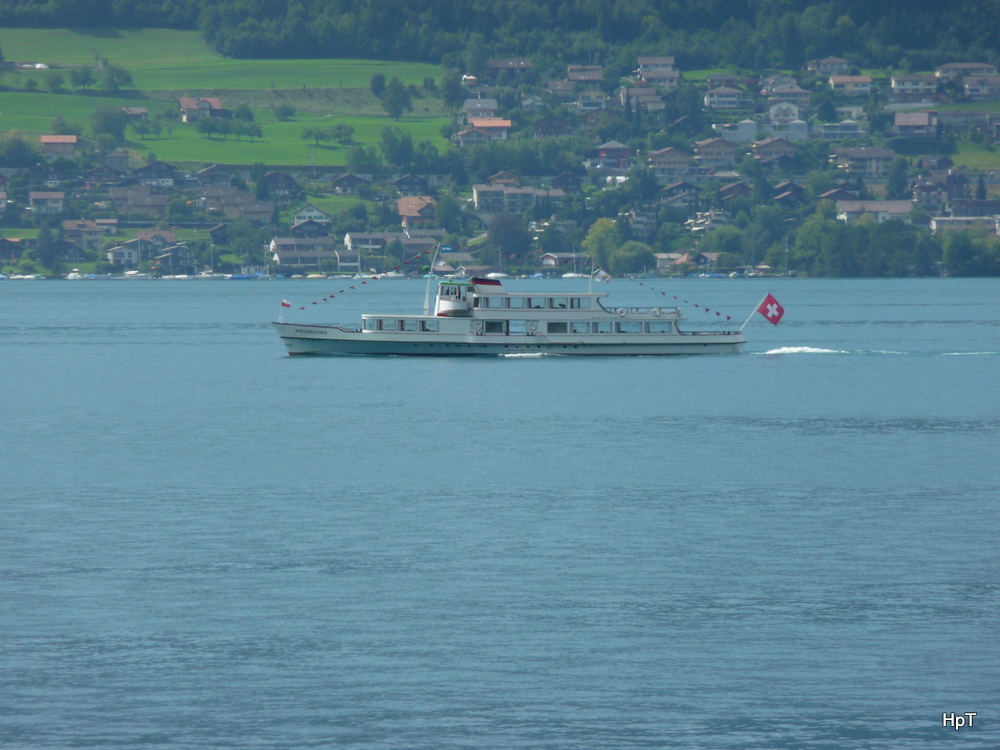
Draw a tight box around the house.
[394,174,430,197]
[520,95,546,110]
[534,116,571,138]
[136,230,177,251]
[703,87,747,109]
[706,73,739,89]
[546,80,576,101]
[647,147,694,179]
[894,110,939,138]
[712,119,757,143]
[807,57,850,76]
[576,90,606,111]
[619,87,665,112]
[829,75,872,96]
[912,179,949,213]
[935,62,998,80]
[106,243,140,266]
[768,102,801,123]
[485,58,532,78]
[28,191,64,215]
[963,75,1000,102]
[637,57,680,91]
[453,128,492,147]
[567,65,603,83]
[472,185,563,214]
[949,199,1000,217]
[752,138,796,161]
[488,171,520,187]
[179,97,227,122]
[133,161,179,187]
[467,117,511,140]
[769,119,809,142]
[766,83,811,108]
[836,200,913,224]
[813,119,866,141]
[719,182,751,202]
[890,74,938,100]
[929,216,994,234]
[104,150,130,172]
[462,98,498,121]
[262,171,298,197]
[290,219,330,238]
[551,173,583,193]
[40,135,77,159]
[330,173,370,195]
[195,164,235,187]
[397,196,436,226]
[120,107,148,121]
[694,138,744,170]
[269,237,355,272]
[62,220,104,251]
[0,237,28,260]
[109,187,169,217]
[598,141,631,169]
[292,204,333,225]
[832,147,897,178]
[153,244,196,275]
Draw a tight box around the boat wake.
[499,352,558,358]
[762,346,850,355]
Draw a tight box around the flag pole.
[739,292,769,332]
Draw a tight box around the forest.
[2,0,1000,73]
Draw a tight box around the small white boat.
[274,276,746,356]
[65,269,83,280]
[123,270,152,279]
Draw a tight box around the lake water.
[1,277,998,748]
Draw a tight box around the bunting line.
[636,280,733,322]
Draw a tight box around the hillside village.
[3,54,1000,278]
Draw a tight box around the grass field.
[952,142,1000,171]
[0,29,443,90]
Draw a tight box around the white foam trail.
[762,346,848,355]
[499,352,555,358]
[943,351,999,356]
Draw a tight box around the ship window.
[549,297,568,309]
[363,318,376,331]
[648,321,673,333]
[526,298,545,309]
[617,321,641,334]
[473,297,482,307]
[593,321,612,333]
[570,322,589,334]
[380,318,397,331]
[508,320,527,335]
[570,297,591,309]
[508,297,525,309]
[484,320,504,334]
[420,320,439,332]
[547,322,568,334]
[401,319,418,332]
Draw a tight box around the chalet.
[0,237,28,260]
[935,62,998,80]
[647,147,694,179]
[397,196,436,226]
[807,57,850,76]
[62,220,104,251]
[133,161,179,187]
[109,187,169,218]
[292,204,333,224]
[40,135,77,159]
[393,174,430,197]
[179,97,227,122]
[694,138,744,170]
[894,111,939,138]
[719,182,751,201]
[262,171,298,197]
[551,173,583,193]
[472,185,563,214]
[454,128,492,147]
[597,141,631,169]
[539,252,590,269]
[752,138,796,161]
[330,173,370,194]
[768,102,800,123]
[637,57,680,91]
[520,95,546,109]
[912,179,948,213]
[769,119,808,142]
[343,230,442,258]
[290,219,329,238]
[836,200,913,224]
[269,237,357,272]
[136,230,177,251]
[963,75,1000,101]
[619,87,666,112]
[485,58,532,79]
[706,73,739,89]
[488,171,520,187]
[28,191,64,215]
[106,241,141,266]
[467,117,511,140]
[195,164,235,187]
[818,186,861,202]
[767,84,811,108]
[829,75,872,96]
[567,65,603,83]
[703,87,747,109]
[773,181,806,202]
[813,119,866,141]
[712,119,757,143]
[890,74,938,100]
[534,116,571,138]
[930,216,994,234]
[152,244,196,276]
[546,80,576,101]
[832,147,897,178]
[949,199,1000,217]
[660,181,698,200]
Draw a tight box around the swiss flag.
[756,293,784,325]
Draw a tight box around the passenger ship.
[273,277,745,356]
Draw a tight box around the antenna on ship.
[423,243,442,315]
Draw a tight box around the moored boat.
[273,277,747,356]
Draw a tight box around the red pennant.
[299,306,305,310]
[726,315,731,321]
[350,286,356,289]
[312,301,318,305]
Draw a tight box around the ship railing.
[597,303,683,316]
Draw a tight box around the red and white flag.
[756,293,784,325]
[281,299,291,308]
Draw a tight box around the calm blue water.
[1,277,998,749]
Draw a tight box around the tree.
[45,73,65,93]
[609,240,656,275]
[274,104,295,121]
[369,73,386,97]
[434,195,462,232]
[90,107,129,142]
[234,103,255,122]
[582,218,622,270]
[330,123,354,145]
[301,127,330,147]
[378,126,413,168]
[70,67,94,90]
[441,71,466,111]
[101,64,133,92]
[886,157,911,200]
[195,117,218,137]
[976,175,987,201]
[488,213,532,262]
[381,76,412,121]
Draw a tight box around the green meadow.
[0,28,449,165]
[0,29,442,90]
